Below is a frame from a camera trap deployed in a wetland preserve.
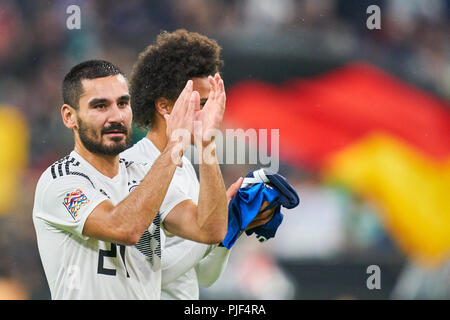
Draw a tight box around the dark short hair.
[130,29,223,128]
[62,60,125,109]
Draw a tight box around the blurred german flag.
[0,105,28,215]
[224,62,450,267]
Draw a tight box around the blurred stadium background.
[0,0,449,299]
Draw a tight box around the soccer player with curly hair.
[122,29,276,300]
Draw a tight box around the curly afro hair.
[130,29,224,128]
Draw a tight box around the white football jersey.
[121,137,210,299]
[32,150,188,300]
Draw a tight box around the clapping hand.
[194,73,226,148]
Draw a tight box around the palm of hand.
[194,74,225,146]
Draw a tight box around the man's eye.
[118,101,129,107]
[95,104,106,109]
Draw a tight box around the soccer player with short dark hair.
[32,58,231,299]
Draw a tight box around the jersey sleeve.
[34,174,109,240]
[158,178,191,222]
[195,245,231,287]
[161,241,210,285]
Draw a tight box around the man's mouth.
[101,123,128,138]
[102,125,126,132]
[103,130,126,137]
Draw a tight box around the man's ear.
[61,104,78,130]
[155,97,173,117]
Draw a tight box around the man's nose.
[108,103,125,123]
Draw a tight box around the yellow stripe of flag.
[322,132,450,267]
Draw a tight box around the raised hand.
[194,73,226,147]
[164,80,199,164]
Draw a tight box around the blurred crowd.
[0,0,449,299]
[1,0,448,167]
